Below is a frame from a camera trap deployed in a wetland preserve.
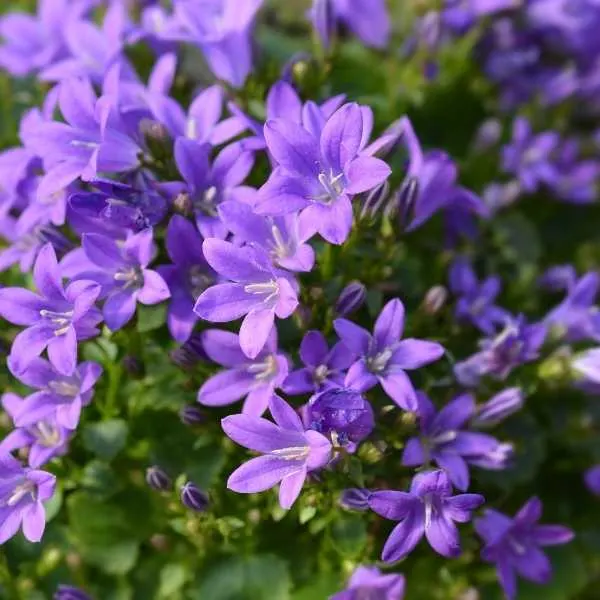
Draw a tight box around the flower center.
[39,308,74,336]
[187,265,212,298]
[269,224,290,260]
[47,379,80,398]
[114,265,144,290]
[366,348,393,373]
[315,170,345,204]
[431,430,458,445]
[243,280,280,305]
[34,421,61,447]
[247,354,279,381]
[194,186,219,216]
[423,494,435,529]
[507,535,526,556]
[4,480,35,507]
[270,446,310,461]
[313,364,329,384]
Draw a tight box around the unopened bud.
[335,282,367,317]
[150,534,169,551]
[340,488,371,511]
[472,118,502,152]
[54,585,92,600]
[397,176,420,228]
[422,285,448,315]
[146,466,172,492]
[179,404,205,426]
[180,482,209,512]
[170,333,207,369]
[360,181,390,220]
[472,387,523,427]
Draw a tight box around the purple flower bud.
[335,282,367,317]
[585,465,600,496]
[179,405,205,426]
[538,265,577,292]
[54,585,92,600]
[340,488,372,511]
[422,285,448,315]
[359,181,391,220]
[307,387,374,446]
[180,482,209,512]
[472,118,502,152]
[146,466,172,492]
[170,333,208,369]
[397,176,419,228]
[473,388,524,426]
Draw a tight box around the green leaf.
[190,555,291,600]
[159,563,188,598]
[84,541,140,576]
[44,484,62,521]
[82,419,128,460]
[137,303,167,333]
[292,574,340,600]
[329,515,367,557]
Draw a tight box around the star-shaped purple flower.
[369,469,484,562]
[222,393,332,509]
[330,565,405,600]
[0,244,102,376]
[334,299,445,411]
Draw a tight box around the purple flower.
[309,0,391,50]
[7,357,102,430]
[369,469,484,561]
[539,264,577,291]
[198,329,289,416]
[475,497,574,600]
[282,330,355,395]
[0,393,71,468]
[472,387,524,427]
[222,393,332,509]
[194,239,299,359]
[572,347,600,384]
[0,244,101,375]
[171,139,254,239]
[502,118,560,193]
[157,215,215,343]
[78,229,170,331]
[163,0,263,88]
[455,317,546,386]
[306,386,374,448]
[0,454,56,544]
[335,299,445,412]
[544,272,600,342]
[449,257,509,335]
[330,565,405,600]
[218,201,316,272]
[402,393,512,491]
[585,464,600,495]
[257,103,391,245]
[54,584,92,600]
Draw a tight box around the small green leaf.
[137,303,167,333]
[299,506,317,525]
[82,419,128,461]
[330,515,367,557]
[159,563,188,598]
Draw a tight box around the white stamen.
[367,348,393,373]
[431,430,458,445]
[270,446,310,461]
[247,355,279,381]
[6,481,35,507]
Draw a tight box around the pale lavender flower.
[572,347,600,384]
[585,464,600,495]
[330,565,405,600]
[198,328,289,416]
[335,299,445,412]
[369,470,484,561]
[0,454,56,544]
[0,244,102,375]
[473,387,524,426]
[194,239,299,359]
[475,497,574,600]
[222,394,332,509]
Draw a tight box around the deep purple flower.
[54,584,92,600]
[257,103,391,245]
[475,497,574,600]
[472,387,524,427]
[0,454,56,544]
[585,464,600,495]
[335,299,445,412]
[77,229,170,331]
[180,481,210,512]
[369,470,484,561]
[0,393,71,468]
[218,201,316,272]
[544,272,600,342]
[7,357,102,430]
[449,257,509,335]
[455,317,546,386]
[198,329,289,416]
[330,565,405,600]
[309,0,391,50]
[0,244,101,375]
[170,139,254,239]
[163,0,263,88]
[306,386,374,448]
[194,239,298,359]
[282,330,355,395]
[146,466,172,492]
[402,393,512,491]
[335,281,367,317]
[222,394,332,509]
[502,118,560,193]
[157,215,215,343]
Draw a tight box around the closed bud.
[472,387,524,427]
[150,534,169,551]
[422,285,448,315]
[340,488,371,511]
[397,176,420,228]
[146,466,172,492]
[54,585,92,600]
[179,404,205,426]
[170,333,208,369]
[180,482,209,512]
[335,282,367,317]
[472,118,502,152]
[359,181,390,220]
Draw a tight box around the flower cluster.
[0,1,595,599]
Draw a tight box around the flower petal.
[227,455,304,493]
[239,309,275,359]
[381,513,424,562]
[278,469,307,509]
[198,369,254,406]
[390,339,445,370]
[373,299,405,350]
[425,513,460,558]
